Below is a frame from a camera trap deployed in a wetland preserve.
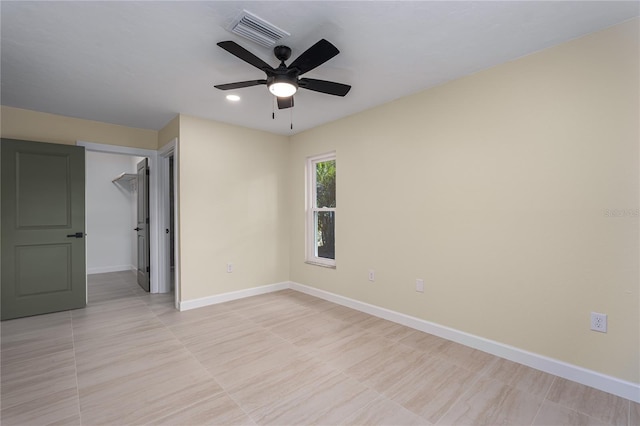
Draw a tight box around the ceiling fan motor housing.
[267,71,298,87]
[273,45,292,62]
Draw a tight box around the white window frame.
[306,152,336,268]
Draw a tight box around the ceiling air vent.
[229,10,290,48]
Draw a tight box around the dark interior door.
[136,158,150,291]
[1,139,86,320]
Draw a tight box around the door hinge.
[146,266,150,273]
[146,218,149,224]
[146,169,150,176]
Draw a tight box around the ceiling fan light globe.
[269,82,297,97]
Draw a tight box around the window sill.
[305,261,336,269]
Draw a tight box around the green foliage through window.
[315,159,335,260]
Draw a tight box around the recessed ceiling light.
[226,94,241,101]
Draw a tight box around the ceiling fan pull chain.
[272,97,275,119]
[290,107,293,130]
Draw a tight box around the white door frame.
[77,141,163,294]
[158,138,180,308]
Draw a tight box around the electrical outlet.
[368,270,375,282]
[416,279,424,293]
[226,263,233,273]
[590,312,607,333]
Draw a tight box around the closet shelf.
[112,173,137,191]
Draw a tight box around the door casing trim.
[158,138,179,308]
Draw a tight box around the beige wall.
[158,115,180,149]
[1,106,157,149]
[289,19,639,383]
[2,19,637,385]
[178,115,290,300]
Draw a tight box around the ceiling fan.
[214,39,351,110]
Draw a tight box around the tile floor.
[1,271,637,425]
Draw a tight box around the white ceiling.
[2,1,638,136]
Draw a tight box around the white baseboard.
[87,265,135,274]
[289,281,640,403]
[175,279,639,402]
[179,281,290,311]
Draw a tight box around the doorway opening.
[85,150,154,304]
[78,141,178,308]
[86,151,145,278]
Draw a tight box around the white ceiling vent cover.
[229,11,290,48]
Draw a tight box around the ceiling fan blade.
[299,78,351,96]
[277,96,294,109]
[214,80,266,90]
[288,39,339,76]
[217,41,274,72]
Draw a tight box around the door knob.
[134,227,142,231]
[66,232,84,238]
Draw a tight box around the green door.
[1,139,86,320]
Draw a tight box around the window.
[306,152,336,267]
